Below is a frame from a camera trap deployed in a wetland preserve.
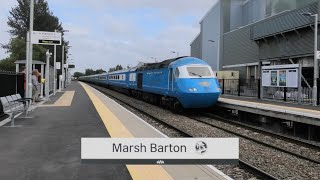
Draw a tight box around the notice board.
[262,64,299,88]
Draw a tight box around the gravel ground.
[192,114,320,164]
[90,84,320,180]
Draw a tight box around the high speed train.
[79,57,221,111]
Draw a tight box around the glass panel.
[187,67,211,77]
[175,68,180,78]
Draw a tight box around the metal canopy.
[14,60,46,65]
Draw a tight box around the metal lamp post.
[66,58,73,86]
[54,30,69,92]
[60,30,70,90]
[26,0,34,99]
[302,12,319,106]
[63,47,72,88]
[45,50,52,100]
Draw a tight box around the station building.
[191,0,320,79]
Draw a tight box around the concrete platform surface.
[218,95,320,126]
[220,95,320,111]
[0,82,131,180]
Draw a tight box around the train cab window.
[175,68,180,78]
[187,67,211,77]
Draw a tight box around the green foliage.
[7,0,63,38]
[0,58,16,71]
[83,68,107,76]
[0,37,46,71]
[95,69,106,74]
[3,37,46,61]
[0,0,69,71]
[73,72,85,78]
[108,65,123,72]
[85,69,96,76]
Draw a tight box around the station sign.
[31,31,62,45]
[81,138,239,164]
[68,64,75,68]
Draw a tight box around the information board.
[31,31,62,45]
[262,64,299,88]
[56,62,61,70]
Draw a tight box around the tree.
[73,72,84,78]
[7,0,64,38]
[0,37,46,71]
[0,0,68,71]
[85,69,96,76]
[108,64,123,72]
[3,37,46,61]
[95,69,106,74]
[0,58,16,71]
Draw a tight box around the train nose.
[178,92,221,108]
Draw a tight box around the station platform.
[0,81,231,180]
[218,95,320,126]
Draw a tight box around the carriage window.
[187,67,211,77]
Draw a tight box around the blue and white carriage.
[80,57,221,110]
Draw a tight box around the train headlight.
[216,88,221,92]
[189,88,197,92]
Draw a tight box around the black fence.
[0,71,24,97]
[219,79,260,98]
[0,71,24,120]
[219,78,320,105]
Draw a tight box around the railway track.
[204,110,320,150]
[89,83,280,180]
[188,114,320,165]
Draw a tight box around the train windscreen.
[187,67,212,77]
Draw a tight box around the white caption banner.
[81,138,239,164]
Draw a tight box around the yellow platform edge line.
[79,82,173,180]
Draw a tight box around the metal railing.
[219,79,260,98]
[262,87,313,104]
[219,78,319,105]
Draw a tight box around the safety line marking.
[79,82,173,180]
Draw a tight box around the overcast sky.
[0,0,217,72]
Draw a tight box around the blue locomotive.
[79,57,221,111]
